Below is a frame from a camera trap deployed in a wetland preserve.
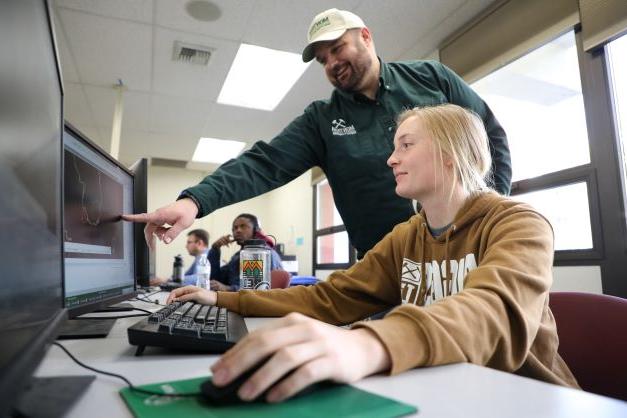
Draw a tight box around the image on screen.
[63,127,135,313]
[64,151,124,259]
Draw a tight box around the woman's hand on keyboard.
[209,312,391,403]
[166,285,217,305]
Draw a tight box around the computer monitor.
[62,123,137,325]
[129,158,152,287]
[0,0,69,415]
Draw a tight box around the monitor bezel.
[63,122,138,318]
[129,157,150,287]
[0,0,67,415]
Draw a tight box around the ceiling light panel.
[192,137,246,164]
[218,43,311,111]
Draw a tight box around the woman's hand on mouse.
[166,285,217,305]
[210,312,391,403]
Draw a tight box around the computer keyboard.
[127,301,248,355]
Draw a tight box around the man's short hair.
[188,229,209,246]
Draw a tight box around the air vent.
[151,157,188,169]
[173,41,214,66]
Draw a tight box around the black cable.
[52,342,200,397]
[73,313,150,320]
[126,307,153,315]
[74,307,154,320]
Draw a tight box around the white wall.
[551,265,603,294]
[147,166,313,279]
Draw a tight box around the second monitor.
[61,123,136,337]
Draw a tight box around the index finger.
[122,213,150,223]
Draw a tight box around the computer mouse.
[200,361,264,405]
[200,361,334,406]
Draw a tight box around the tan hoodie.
[217,192,578,388]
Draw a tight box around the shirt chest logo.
[331,118,357,136]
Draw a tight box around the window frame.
[510,164,603,263]
[311,181,356,273]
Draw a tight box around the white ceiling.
[53,0,497,171]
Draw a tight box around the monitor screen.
[0,0,65,415]
[63,125,136,317]
[129,158,151,287]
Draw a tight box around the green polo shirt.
[183,60,511,258]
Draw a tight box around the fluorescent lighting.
[218,43,311,111]
[192,137,246,164]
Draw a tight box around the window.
[472,31,599,257]
[474,32,590,182]
[515,182,592,250]
[607,34,627,190]
[313,179,355,272]
[316,179,343,229]
[316,231,350,264]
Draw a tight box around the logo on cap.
[309,16,330,39]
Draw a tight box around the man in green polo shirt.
[125,8,511,259]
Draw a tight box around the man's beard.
[332,45,372,93]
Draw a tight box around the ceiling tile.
[155,0,254,39]
[152,26,239,99]
[242,0,361,52]
[150,94,213,135]
[84,85,153,131]
[52,9,81,83]
[55,0,153,23]
[119,130,199,162]
[63,82,93,127]
[59,8,152,91]
[354,0,463,61]
[397,0,496,60]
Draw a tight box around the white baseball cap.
[301,8,365,62]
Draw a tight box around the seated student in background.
[168,103,578,403]
[209,213,283,292]
[149,229,210,286]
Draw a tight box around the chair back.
[270,269,291,289]
[549,291,627,401]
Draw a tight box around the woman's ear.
[443,154,454,168]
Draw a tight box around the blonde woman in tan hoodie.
[168,104,578,403]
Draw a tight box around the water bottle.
[240,239,271,290]
[172,254,184,283]
[195,253,211,290]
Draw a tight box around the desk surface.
[35,293,627,418]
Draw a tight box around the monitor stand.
[93,302,134,312]
[56,318,117,339]
[12,375,95,418]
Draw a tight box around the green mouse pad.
[120,376,418,418]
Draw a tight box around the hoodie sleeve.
[217,222,410,324]
[354,209,554,375]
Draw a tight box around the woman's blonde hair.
[397,104,492,197]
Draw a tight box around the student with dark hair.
[209,213,283,291]
[168,104,577,403]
